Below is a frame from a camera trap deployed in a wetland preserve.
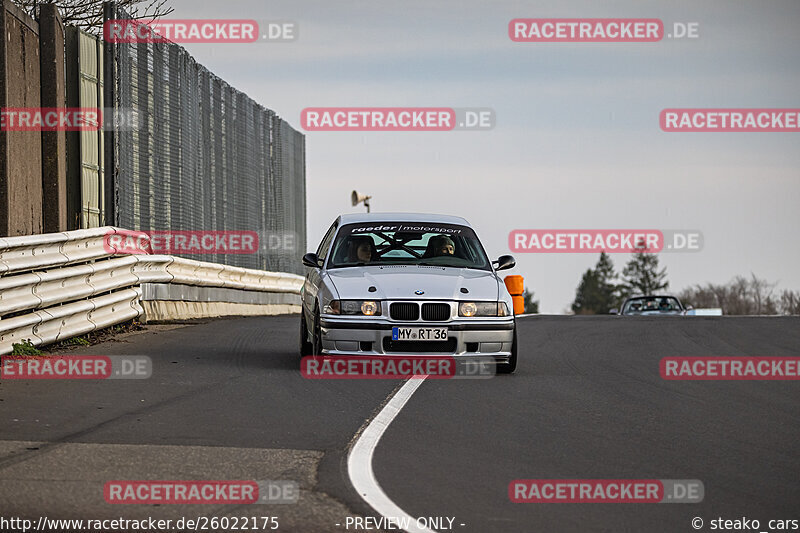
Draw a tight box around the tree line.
[679,275,800,316]
[563,251,799,316]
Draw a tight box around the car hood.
[326,266,501,301]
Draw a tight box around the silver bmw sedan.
[299,213,518,373]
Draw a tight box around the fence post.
[0,1,43,236]
[39,3,67,232]
[102,1,116,225]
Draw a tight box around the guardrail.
[0,227,304,354]
[0,227,125,276]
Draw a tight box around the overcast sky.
[167,0,800,313]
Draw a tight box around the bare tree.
[12,1,173,33]
[780,289,800,315]
[679,274,784,315]
[728,276,752,315]
[678,283,721,309]
[748,272,778,315]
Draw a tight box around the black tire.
[299,309,313,357]
[312,309,324,356]
[497,326,517,374]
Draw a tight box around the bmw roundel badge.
[414,290,424,295]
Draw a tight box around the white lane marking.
[348,376,435,533]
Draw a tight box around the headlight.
[323,300,381,316]
[459,302,507,317]
[360,301,380,316]
[342,300,360,314]
[459,302,478,317]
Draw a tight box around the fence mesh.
[104,7,305,274]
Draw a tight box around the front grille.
[383,337,457,353]
[421,303,450,321]
[390,302,419,321]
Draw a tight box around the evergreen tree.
[595,252,619,309]
[572,269,602,314]
[522,289,539,314]
[571,252,619,314]
[621,247,669,296]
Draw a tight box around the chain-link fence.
[103,5,305,274]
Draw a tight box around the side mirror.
[493,255,516,271]
[609,308,618,315]
[302,252,321,268]
[685,305,694,311]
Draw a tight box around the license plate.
[392,327,448,341]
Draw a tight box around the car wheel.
[299,310,313,357]
[312,308,324,356]
[497,326,517,374]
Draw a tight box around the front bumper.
[318,317,515,362]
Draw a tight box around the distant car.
[299,213,519,373]
[611,294,692,316]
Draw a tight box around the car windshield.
[327,222,492,270]
[623,296,682,314]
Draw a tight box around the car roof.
[336,212,472,226]
[626,294,680,299]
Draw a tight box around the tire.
[312,309,324,356]
[497,326,517,374]
[299,309,313,357]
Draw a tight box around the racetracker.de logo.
[104,480,298,504]
[104,19,256,43]
[1,108,99,131]
[660,109,800,132]
[103,229,258,255]
[509,19,664,42]
[509,479,704,503]
[302,108,454,131]
[508,229,703,253]
[300,356,496,379]
[660,357,800,380]
[300,108,496,131]
[1,108,141,131]
[509,230,661,253]
[103,19,296,43]
[1,356,151,380]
